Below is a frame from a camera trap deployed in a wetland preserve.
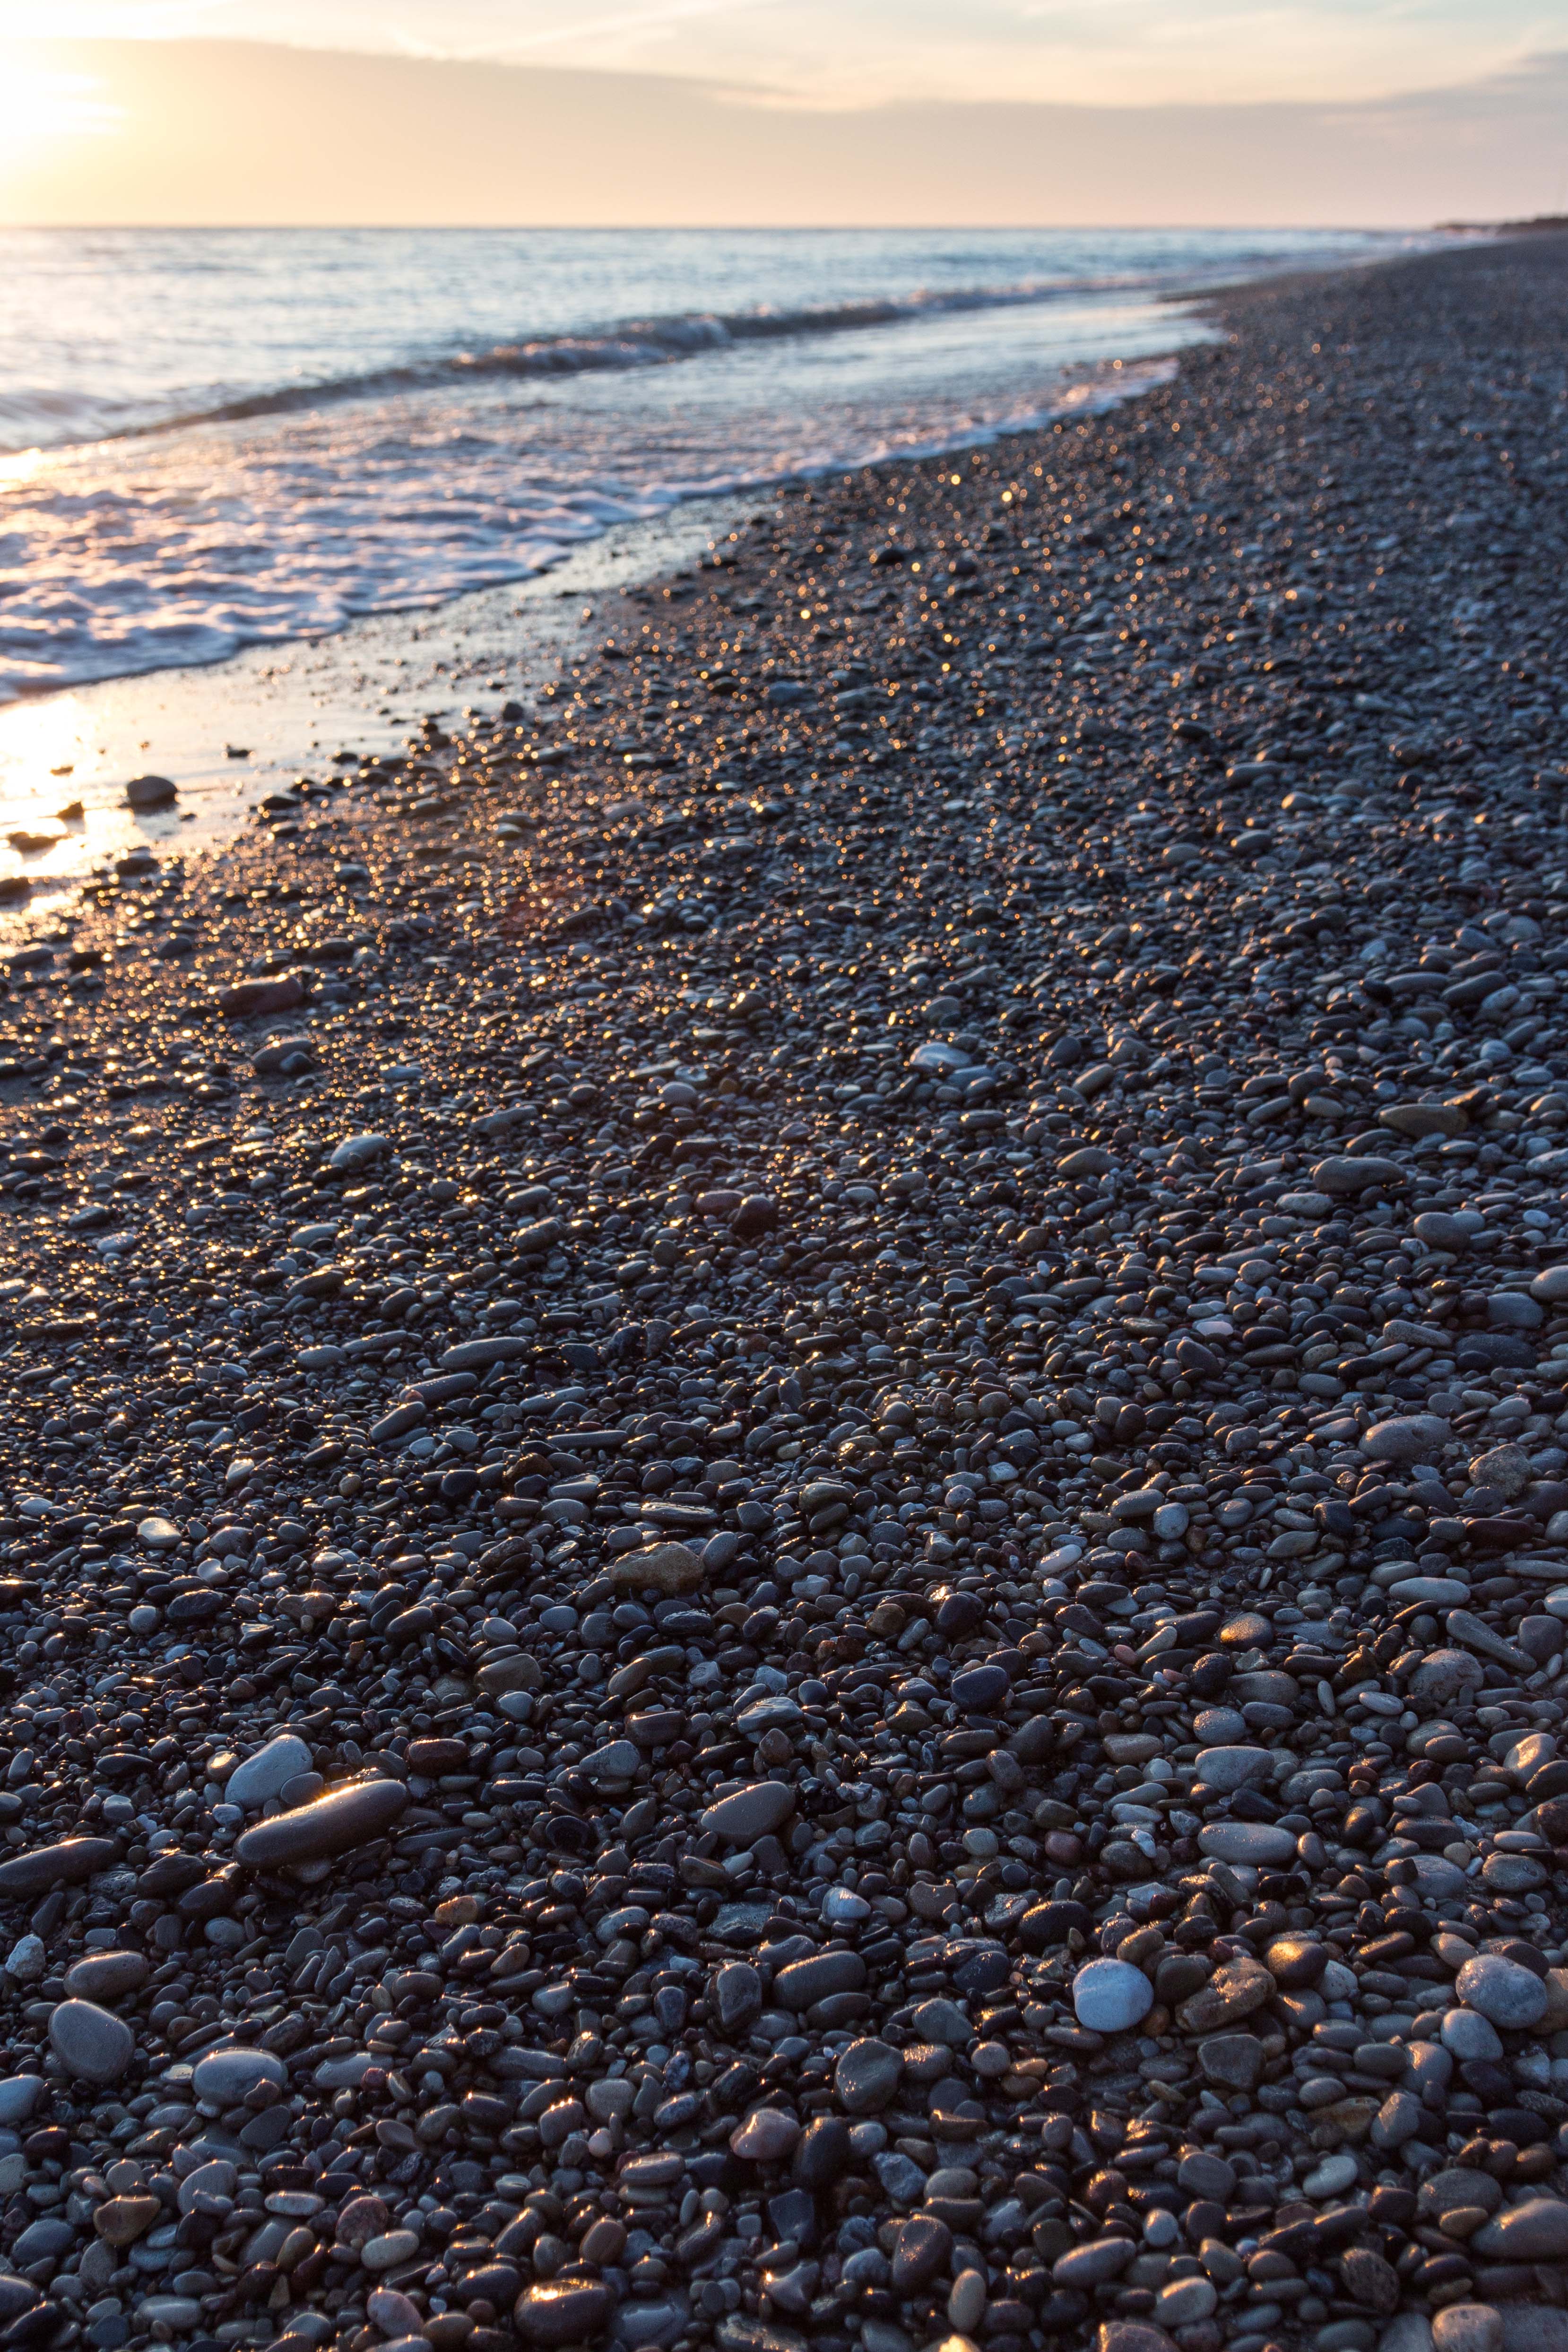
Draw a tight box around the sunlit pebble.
[0,244,1562,2340]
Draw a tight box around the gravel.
[2,234,1568,2352]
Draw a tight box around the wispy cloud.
[5,22,1568,225]
[0,0,1560,108]
[474,0,778,62]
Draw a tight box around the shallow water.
[0,225,1420,709]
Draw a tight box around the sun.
[0,46,122,165]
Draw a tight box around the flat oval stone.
[336,2195,391,2249]
[774,1951,866,2010]
[1057,1146,1113,1178]
[1471,2197,1568,2261]
[1387,1576,1471,1605]
[514,2280,616,2345]
[226,1733,312,1810]
[1381,1102,1467,1139]
[1072,1958,1153,2034]
[1456,1952,1549,2030]
[1197,1821,1298,1865]
[1220,1612,1272,1648]
[234,1776,408,1867]
[48,1999,133,2084]
[1177,2150,1235,2202]
[1052,2235,1136,2287]
[362,2231,421,2274]
[1313,1154,1406,1195]
[1420,2168,1504,2222]
[1489,1291,1544,1329]
[1361,1414,1450,1467]
[612,1542,704,1595]
[191,2046,288,2102]
[0,1837,117,1896]
[1458,1331,1537,1370]
[64,1950,149,2002]
[698,1781,794,1845]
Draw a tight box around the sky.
[0,1,1565,224]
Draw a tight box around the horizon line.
[0,218,1456,235]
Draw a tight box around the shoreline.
[0,494,761,921]
[0,233,1564,2352]
[0,338,1181,927]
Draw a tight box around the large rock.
[699,1782,793,1845]
[48,2000,132,2084]
[1197,1822,1297,1866]
[1471,2197,1568,2260]
[0,1838,117,1896]
[1456,1953,1550,2030]
[64,1951,147,2002]
[234,1776,408,1868]
[191,2047,287,2102]
[1362,1415,1450,1467]
[774,1951,865,2010]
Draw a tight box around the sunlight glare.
[0,46,121,162]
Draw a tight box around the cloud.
[0,0,1559,106]
[476,0,779,62]
[2,32,1566,227]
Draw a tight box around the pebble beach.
[0,232,1567,2352]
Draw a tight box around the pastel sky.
[0,0,1562,106]
[0,2,1565,224]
